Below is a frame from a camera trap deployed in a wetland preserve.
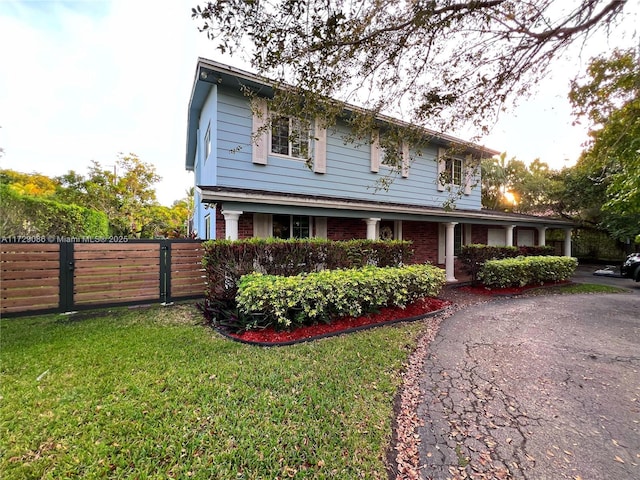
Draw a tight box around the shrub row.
[0,185,109,237]
[202,238,413,301]
[477,256,578,288]
[458,244,555,282]
[236,264,446,329]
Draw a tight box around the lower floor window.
[454,223,463,255]
[273,215,310,239]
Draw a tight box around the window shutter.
[437,148,446,191]
[464,154,473,195]
[370,130,380,173]
[314,217,327,239]
[464,224,472,245]
[394,220,403,240]
[314,119,327,174]
[253,213,272,238]
[252,97,269,165]
[401,141,410,178]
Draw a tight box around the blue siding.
[204,85,482,210]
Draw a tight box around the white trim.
[199,189,572,227]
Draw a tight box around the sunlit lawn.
[0,304,425,479]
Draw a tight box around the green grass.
[0,304,425,479]
[529,283,630,295]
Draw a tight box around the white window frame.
[204,123,211,162]
[270,116,312,161]
[204,214,211,240]
[444,156,463,187]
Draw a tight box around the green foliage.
[236,264,446,329]
[0,184,108,237]
[192,0,629,140]
[477,256,578,288]
[481,154,561,213]
[55,154,166,237]
[563,48,640,241]
[0,169,59,197]
[202,238,413,301]
[458,244,554,282]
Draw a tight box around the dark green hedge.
[0,185,109,237]
[458,244,555,282]
[202,238,414,301]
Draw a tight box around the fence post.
[160,241,171,304]
[59,242,74,311]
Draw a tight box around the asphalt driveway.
[417,293,640,479]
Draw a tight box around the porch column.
[364,218,381,240]
[564,228,572,257]
[537,226,547,246]
[505,225,515,247]
[445,222,458,283]
[221,210,243,240]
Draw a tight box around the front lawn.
[0,304,425,479]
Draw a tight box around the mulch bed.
[222,297,451,346]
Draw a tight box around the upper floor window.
[437,148,471,194]
[444,157,463,186]
[271,116,310,160]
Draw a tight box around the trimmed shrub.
[236,264,446,329]
[0,185,109,237]
[458,244,555,282]
[477,256,578,288]
[202,238,413,301]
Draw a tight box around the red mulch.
[228,297,451,345]
[458,280,570,296]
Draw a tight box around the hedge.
[0,185,109,237]
[236,264,446,329]
[477,256,578,288]
[458,244,555,282]
[202,238,413,301]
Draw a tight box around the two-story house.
[185,59,573,282]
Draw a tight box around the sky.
[0,0,638,206]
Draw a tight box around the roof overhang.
[197,186,574,228]
[185,58,500,170]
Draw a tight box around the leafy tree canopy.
[566,48,639,241]
[193,0,631,140]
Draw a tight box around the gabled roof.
[185,58,500,170]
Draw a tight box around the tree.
[481,154,560,213]
[563,48,640,241]
[193,0,631,140]
[56,154,162,237]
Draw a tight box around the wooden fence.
[1,240,206,317]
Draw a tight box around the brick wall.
[215,208,254,239]
[403,221,439,264]
[327,218,367,240]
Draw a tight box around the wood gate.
[1,240,206,317]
